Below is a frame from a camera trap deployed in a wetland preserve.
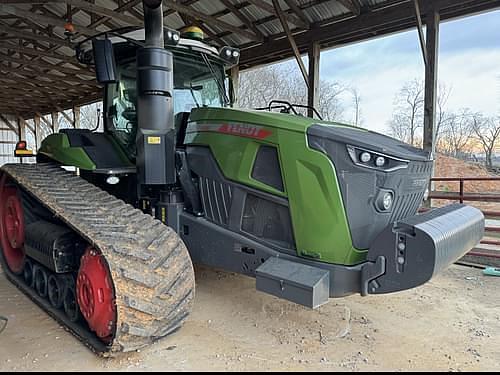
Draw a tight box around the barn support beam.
[73,106,80,129]
[272,0,309,89]
[18,116,26,141]
[34,114,41,150]
[422,8,440,207]
[423,9,440,157]
[51,112,59,133]
[307,41,320,118]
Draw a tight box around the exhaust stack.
[136,0,176,187]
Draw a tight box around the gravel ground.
[0,264,499,372]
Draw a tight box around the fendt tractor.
[0,0,485,355]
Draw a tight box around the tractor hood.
[307,124,430,162]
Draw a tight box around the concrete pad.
[0,264,499,371]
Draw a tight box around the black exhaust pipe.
[136,0,176,187]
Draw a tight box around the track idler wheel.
[34,265,48,298]
[77,247,116,344]
[48,274,65,309]
[63,275,81,323]
[0,175,26,274]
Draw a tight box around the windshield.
[106,50,227,156]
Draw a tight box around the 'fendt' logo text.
[217,123,272,140]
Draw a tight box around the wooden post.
[423,9,439,157]
[51,112,59,133]
[73,106,80,129]
[230,65,239,108]
[18,116,26,141]
[307,41,320,118]
[34,114,41,150]
[422,9,440,207]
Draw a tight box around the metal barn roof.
[0,0,499,118]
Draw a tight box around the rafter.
[0,23,72,47]
[219,0,265,40]
[0,0,143,26]
[271,0,309,87]
[0,52,93,76]
[246,0,309,29]
[0,113,19,133]
[283,0,310,25]
[163,0,261,41]
[337,0,361,15]
[0,42,86,66]
[2,4,100,36]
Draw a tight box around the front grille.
[389,191,425,223]
[389,161,432,223]
[199,176,233,226]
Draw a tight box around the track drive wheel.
[77,247,116,344]
[0,175,26,274]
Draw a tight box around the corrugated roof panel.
[164,13,186,30]
[192,0,229,16]
[303,0,350,22]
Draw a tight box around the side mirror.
[92,38,118,84]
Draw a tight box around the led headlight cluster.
[347,145,409,172]
[219,46,240,65]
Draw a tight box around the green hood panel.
[189,107,368,134]
[38,133,96,170]
[185,107,365,266]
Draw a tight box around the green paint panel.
[185,107,367,265]
[38,134,96,170]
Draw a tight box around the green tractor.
[0,0,484,355]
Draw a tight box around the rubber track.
[0,163,195,355]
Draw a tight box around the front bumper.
[254,203,484,307]
[361,203,484,295]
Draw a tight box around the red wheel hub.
[77,247,116,343]
[0,175,25,274]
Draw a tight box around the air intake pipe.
[136,0,176,186]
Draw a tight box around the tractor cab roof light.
[219,46,240,66]
[165,28,180,46]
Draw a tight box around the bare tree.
[388,79,424,146]
[473,115,500,169]
[440,108,476,158]
[349,87,362,127]
[435,82,453,147]
[238,63,346,122]
[388,80,453,148]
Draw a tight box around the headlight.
[375,156,386,167]
[382,192,393,210]
[360,152,371,163]
[347,145,409,172]
[106,176,120,185]
[374,189,395,212]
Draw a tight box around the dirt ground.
[0,264,499,372]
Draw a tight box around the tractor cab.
[37,26,239,200]
[78,26,238,160]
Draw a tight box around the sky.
[316,9,500,133]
